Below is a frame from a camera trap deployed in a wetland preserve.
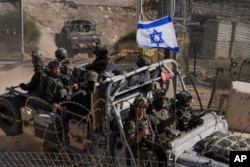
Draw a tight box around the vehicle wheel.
[0,94,25,136]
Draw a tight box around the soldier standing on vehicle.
[86,43,111,74]
[41,60,70,108]
[124,94,158,167]
[19,51,47,96]
[170,91,204,132]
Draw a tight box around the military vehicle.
[55,19,102,57]
[0,58,230,166]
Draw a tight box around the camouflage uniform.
[20,51,47,95]
[55,47,75,95]
[170,91,203,132]
[140,89,175,166]
[128,54,152,87]
[41,60,69,104]
[124,94,158,166]
[71,70,98,109]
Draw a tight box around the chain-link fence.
[142,0,250,111]
[0,0,23,62]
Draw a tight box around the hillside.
[24,0,136,58]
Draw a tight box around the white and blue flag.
[136,16,179,52]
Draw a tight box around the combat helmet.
[136,54,152,67]
[55,48,68,60]
[93,43,108,56]
[133,94,148,107]
[31,51,46,67]
[84,70,98,82]
[48,60,61,69]
[153,89,167,99]
[176,91,192,104]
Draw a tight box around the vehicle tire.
[0,93,25,136]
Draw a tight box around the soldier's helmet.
[136,54,152,67]
[31,51,46,67]
[133,94,148,107]
[176,91,193,104]
[84,70,98,82]
[48,60,61,69]
[153,89,167,99]
[93,43,108,56]
[55,48,68,60]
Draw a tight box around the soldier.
[147,89,176,145]
[71,70,98,110]
[19,51,46,95]
[128,54,152,87]
[86,43,111,74]
[170,91,204,132]
[55,47,74,77]
[136,54,152,68]
[55,47,75,96]
[40,60,70,108]
[124,94,158,166]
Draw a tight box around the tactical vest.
[61,59,74,76]
[40,76,68,102]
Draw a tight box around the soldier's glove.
[158,115,176,133]
[19,83,27,90]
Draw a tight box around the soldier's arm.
[124,119,138,147]
[43,79,55,104]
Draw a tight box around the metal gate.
[0,0,23,63]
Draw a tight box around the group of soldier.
[124,89,204,165]
[19,43,110,109]
[19,44,204,165]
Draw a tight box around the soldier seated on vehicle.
[124,94,167,167]
[128,54,152,87]
[86,43,112,74]
[40,60,71,109]
[147,89,177,145]
[170,91,204,132]
[19,51,47,96]
[55,47,75,95]
[71,70,98,110]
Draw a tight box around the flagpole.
[137,0,145,55]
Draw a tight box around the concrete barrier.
[226,81,250,133]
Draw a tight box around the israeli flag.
[137,16,179,52]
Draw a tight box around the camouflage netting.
[194,131,250,163]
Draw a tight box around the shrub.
[24,14,41,44]
[113,30,137,51]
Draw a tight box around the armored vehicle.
[55,19,102,57]
[0,59,230,166]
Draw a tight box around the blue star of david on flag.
[136,16,179,52]
[150,29,165,47]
